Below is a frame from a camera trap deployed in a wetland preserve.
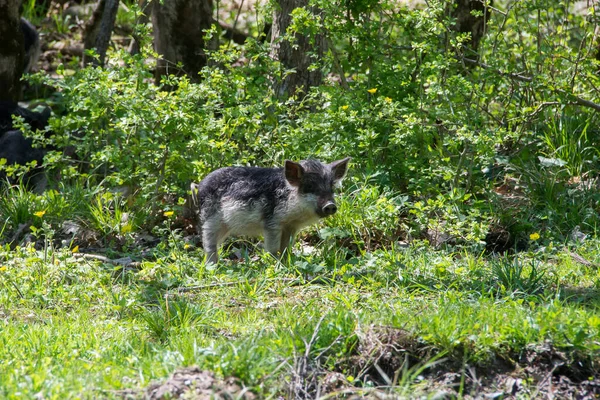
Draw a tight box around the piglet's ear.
[330,157,351,183]
[285,160,304,186]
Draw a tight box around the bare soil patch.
[333,326,600,399]
[119,367,256,399]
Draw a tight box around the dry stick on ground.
[565,249,597,268]
[289,315,326,399]
[165,277,301,297]
[73,253,141,268]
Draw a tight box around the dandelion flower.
[367,88,377,94]
[34,210,46,218]
[529,232,540,241]
[341,105,349,110]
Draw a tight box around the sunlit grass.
[1,236,599,397]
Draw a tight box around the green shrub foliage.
[32,0,600,244]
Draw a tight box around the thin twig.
[230,0,245,46]
[72,253,141,267]
[9,280,24,299]
[166,277,300,295]
[306,315,327,356]
[557,89,600,112]
[327,37,349,90]
[487,5,507,16]
[464,58,600,112]
[315,334,343,361]
[571,33,588,90]
[527,101,562,119]
[257,357,291,384]
[463,58,532,82]
[530,365,558,399]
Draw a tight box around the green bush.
[22,0,600,243]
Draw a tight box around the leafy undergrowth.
[1,234,599,399]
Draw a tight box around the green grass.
[1,181,599,397]
[21,0,47,23]
[0,176,599,398]
[1,229,599,398]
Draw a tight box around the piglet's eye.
[303,183,315,193]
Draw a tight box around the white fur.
[220,198,266,237]
[277,191,320,232]
[216,191,321,237]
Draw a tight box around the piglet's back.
[197,166,288,202]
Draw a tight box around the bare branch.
[463,57,533,82]
[557,89,600,113]
[464,58,600,113]
[487,5,507,16]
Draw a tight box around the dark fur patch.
[195,166,290,222]
[0,102,52,188]
[21,18,41,75]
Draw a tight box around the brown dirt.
[119,367,256,400]
[333,325,600,399]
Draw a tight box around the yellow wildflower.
[385,97,392,103]
[341,105,349,110]
[72,245,79,253]
[529,232,540,241]
[367,88,377,94]
[34,210,46,218]
[0,266,7,272]
[163,211,174,217]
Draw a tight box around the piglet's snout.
[322,202,337,216]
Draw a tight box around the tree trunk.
[83,0,120,67]
[0,0,24,102]
[450,0,491,55]
[271,0,325,98]
[152,0,215,85]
